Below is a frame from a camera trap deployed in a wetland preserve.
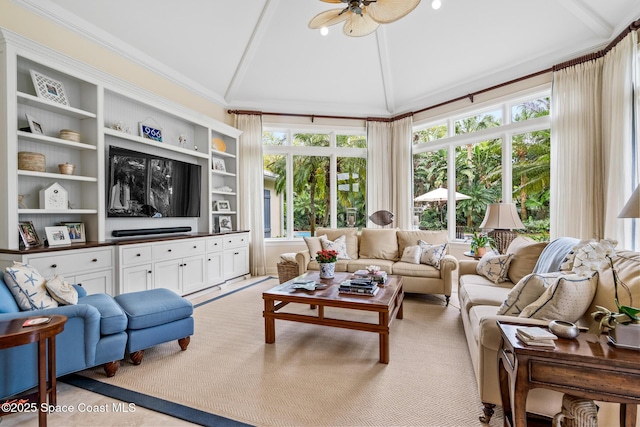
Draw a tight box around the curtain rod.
[228,18,640,122]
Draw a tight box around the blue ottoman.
[115,288,194,365]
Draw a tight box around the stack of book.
[352,269,388,284]
[339,279,379,296]
[515,326,558,348]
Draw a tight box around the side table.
[0,315,67,427]
[497,321,640,427]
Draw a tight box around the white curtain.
[390,116,413,230]
[235,114,267,276]
[551,59,604,240]
[602,32,638,249]
[366,121,392,228]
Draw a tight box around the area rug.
[74,277,504,426]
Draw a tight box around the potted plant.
[572,239,640,344]
[470,232,495,258]
[316,249,338,279]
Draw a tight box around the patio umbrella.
[413,188,471,224]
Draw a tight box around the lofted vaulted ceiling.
[15,0,640,117]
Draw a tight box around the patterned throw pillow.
[400,245,422,264]
[4,262,58,310]
[45,275,78,305]
[497,272,566,316]
[476,251,514,284]
[418,240,448,268]
[320,235,351,260]
[519,273,598,323]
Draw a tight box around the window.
[263,130,367,239]
[413,91,551,241]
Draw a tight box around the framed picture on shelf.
[61,222,86,243]
[212,157,226,172]
[26,114,44,135]
[215,200,231,212]
[217,216,233,232]
[18,221,41,248]
[139,122,163,142]
[30,70,69,105]
[45,226,71,246]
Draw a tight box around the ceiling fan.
[309,0,421,37]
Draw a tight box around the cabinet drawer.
[28,248,113,277]
[223,233,248,249]
[120,245,152,266]
[207,237,223,252]
[152,238,205,261]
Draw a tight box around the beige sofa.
[458,236,640,425]
[294,227,458,304]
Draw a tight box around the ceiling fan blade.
[367,0,421,23]
[309,8,350,29]
[320,0,347,3]
[343,12,379,37]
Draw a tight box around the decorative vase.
[609,323,640,349]
[474,247,487,259]
[319,262,336,279]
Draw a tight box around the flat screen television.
[107,146,201,218]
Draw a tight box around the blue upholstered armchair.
[0,276,127,399]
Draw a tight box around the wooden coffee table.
[262,271,403,363]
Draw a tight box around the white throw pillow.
[4,262,58,310]
[497,272,566,316]
[400,245,422,264]
[45,275,78,305]
[519,273,598,322]
[320,235,351,260]
[303,234,326,261]
[476,251,513,284]
[418,240,448,268]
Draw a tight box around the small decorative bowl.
[58,163,76,175]
[549,320,580,339]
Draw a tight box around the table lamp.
[618,185,640,218]
[480,203,525,254]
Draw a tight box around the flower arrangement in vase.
[316,249,338,279]
[571,239,639,340]
[470,232,495,258]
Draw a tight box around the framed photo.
[217,215,232,232]
[61,222,86,243]
[26,114,44,135]
[212,157,226,172]
[45,226,71,246]
[30,70,69,105]
[139,122,163,142]
[215,200,231,212]
[18,221,41,248]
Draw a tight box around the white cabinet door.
[121,263,153,294]
[224,246,249,279]
[181,254,206,295]
[207,252,224,286]
[154,259,182,294]
[74,269,114,295]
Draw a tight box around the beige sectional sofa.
[458,236,640,425]
[294,227,458,304]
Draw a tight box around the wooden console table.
[497,321,639,427]
[0,315,67,427]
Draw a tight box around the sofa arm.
[458,259,479,276]
[479,315,550,352]
[295,250,311,275]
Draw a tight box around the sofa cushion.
[303,234,326,261]
[458,281,513,312]
[391,261,441,279]
[359,228,399,260]
[4,262,58,310]
[316,228,358,260]
[115,288,193,330]
[346,259,395,274]
[418,240,448,268]
[0,277,20,313]
[497,272,566,316]
[320,235,350,259]
[400,245,422,264]
[519,273,598,323]
[506,237,549,284]
[397,230,448,258]
[45,275,78,305]
[476,252,513,284]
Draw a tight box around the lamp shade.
[480,203,525,230]
[618,186,640,218]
